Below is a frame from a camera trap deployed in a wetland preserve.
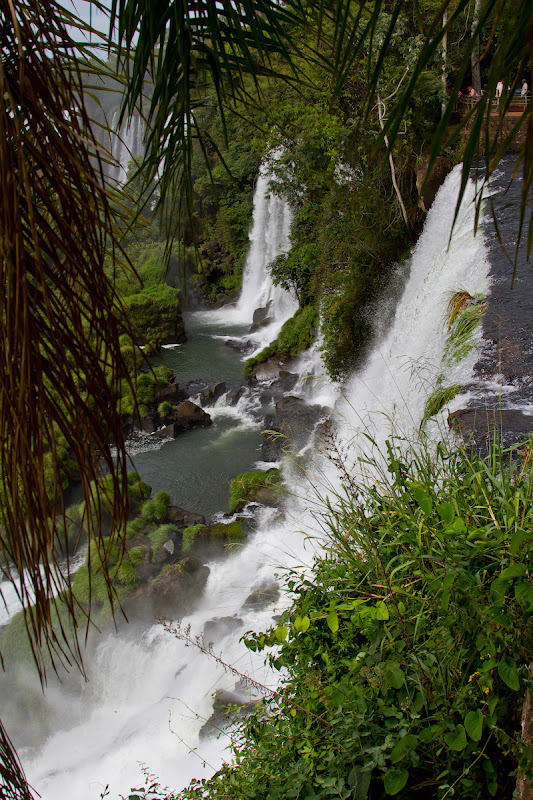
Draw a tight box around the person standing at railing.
[521,79,529,99]
[496,80,503,104]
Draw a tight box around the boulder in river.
[200,381,227,407]
[124,560,210,621]
[262,395,323,460]
[171,401,212,434]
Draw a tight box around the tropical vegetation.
[0,0,532,796]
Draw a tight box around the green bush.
[179,436,533,800]
[244,307,317,374]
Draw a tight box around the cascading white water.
[21,165,490,799]
[203,158,299,355]
[110,111,145,184]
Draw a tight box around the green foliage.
[182,524,207,554]
[148,524,178,559]
[244,307,317,374]
[229,470,282,512]
[123,284,182,347]
[177,437,533,800]
[182,521,244,554]
[141,492,171,524]
[158,401,173,417]
[444,300,485,366]
[422,381,461,428]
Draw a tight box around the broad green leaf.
[501,563,527,579]
[375,601,389,620]
[444,725,467,751]
[293,616,302,632]
[385,666,405,689]
[326,610,339,633]
[383,768,408,795]
[464,709,483,742]
[274,625,287,642]
[390,734,418,763]
[498,658,520,690]
[514,582,529,602]
[437,502,455,525]
[511,529,528,555]
[409,484,433,516]
[300,615,310,632]
[489,577,509,607]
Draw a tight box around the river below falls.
[132,312,269,521]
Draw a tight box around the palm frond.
[0,0,133,679]
[0,721,33,800]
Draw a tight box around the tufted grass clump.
[444,291,486,366]
[229,469,283,511]
[148,524,178,559]
[182,524,207,553]
[140,491,171,523]
[421,381,461,428]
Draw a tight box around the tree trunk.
[377,96,411,234]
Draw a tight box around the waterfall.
[204,158,299,355]
[109,111,145,184]
[20,165,490,799]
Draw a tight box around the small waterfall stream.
[15,165,491,799]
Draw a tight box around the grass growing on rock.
[229,469,283,512]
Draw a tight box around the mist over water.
[4,165,492,799]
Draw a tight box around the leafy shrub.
[179,437,533,800]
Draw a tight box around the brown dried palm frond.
[0,720,33,800]
[0,0,134,680]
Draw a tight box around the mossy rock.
[182,521,245,559]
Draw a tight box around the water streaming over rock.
[201,157,299,356]
[10,165,491,799]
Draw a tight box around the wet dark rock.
[203,616,243,644]
[226,386,247,406]
[416,155,454,212]
[262,395,322,460]
[124,562,210,621]
[151,423,175,440]
[179,555,204,574]
[135,562,158,582]
[249,355,292,383]
[184,379,210,397]
[199,689,260,740]
[250,302,272,330]
[167,506,205,527]
[224,338,253,353]
[155,382,188,403]
[172,401,212,434]
[242,582,279,611]
[449,408,533,452]
[200,382,227,407]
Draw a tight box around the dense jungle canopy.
[0,0,532,796]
